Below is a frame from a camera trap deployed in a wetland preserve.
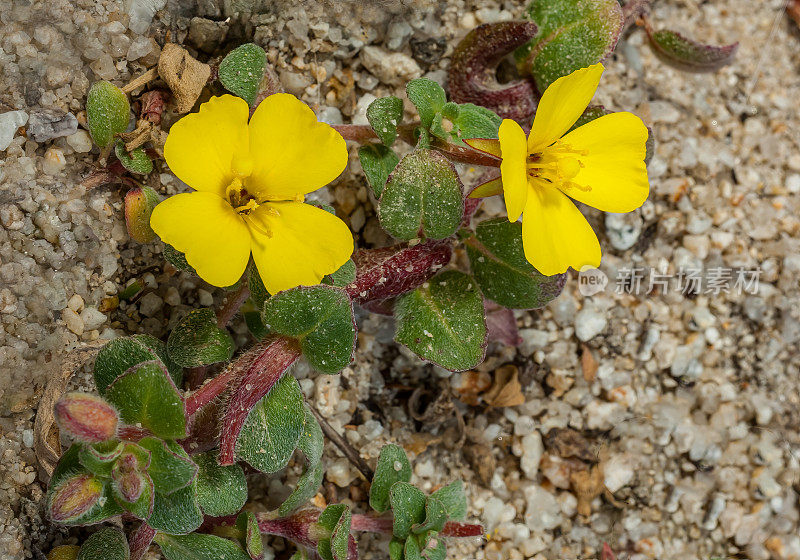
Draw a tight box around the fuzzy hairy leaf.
[367,96,404,146]
[261,285,356,374]
[515,0,623,92]
[430,480,467,520]
[298,405,324,466]
[105,361,186,439]
[236,375,305,473]
[194,451,247,517]
[86,81,130,148]
[148,482,203,535]
[359,144,399,198]
[167,308,234,368]
[115,141,153,175]
[137,437,197,495]
[155,533,251,560]
[389,482,427,540]
[218,44,268,106]
[465,218,566,309]
[370,444,412,513]
[235,511,264,560]
[79,441,124,478]
[378,149,464,241]
[406,79,447,129]
[412,497,447,535]
[647,28,738,72]
[323,259,357,288]
[94,335,182,395]
[277,460,323,516]
[76,528,129,560]
[394,271,486,371]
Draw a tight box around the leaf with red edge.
[646,28,738,72]
[448,21,539,121]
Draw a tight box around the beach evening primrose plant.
[467,63,650,276]
[150,93,353,293]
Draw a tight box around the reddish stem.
[217,336,302,465]
[118,425,151,442]
[349,515,482,538]
[129,522,156,560]
[184,362,241,417]
[346,241,453,305]
[216,283,250,328]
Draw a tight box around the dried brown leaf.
[581,344,598,382]
[158,43,211,114]
[483,364,525,407]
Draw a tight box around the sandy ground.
[1,0,800,558]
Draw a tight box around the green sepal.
[163,243,194,272]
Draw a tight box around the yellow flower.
[151,93,353,293]
[467,64,649,276]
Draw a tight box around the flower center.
[527,141,591,192]
[225,178,279,238]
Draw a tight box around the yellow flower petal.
[247,94,348,200]
[150,192,251,287]
[527,64,604,153]
[248,202,353,294]
[498,119,529,221]
[163,95,250,198]
[521,185,601,276]
[558,112,650,213]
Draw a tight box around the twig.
[121,67,159,94]
[307,403,374,481]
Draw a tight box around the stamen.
[245,214,274,238]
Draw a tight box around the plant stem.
[218,336,302,465]
[331,124,500,167]
[216,282,250,328]
[350,514,483,537]
[129,522,156,560]
[121,67,158,94]
[308,404,375,481]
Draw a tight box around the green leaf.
[194,451,247,517]
[404,536,422,560]
[218,43,268,106]
[105,361,187,439]
[79,441,124,478]
[163,243,194,272]
[358,144,399,198]
[317,505,351,560]
[248,263,270,309]
[406,79,447,129]
[261,285,356,374]
[155,533,251,560]
[115,141,153,175]
[394,270,486,371]
[369,444,412,513]
[234,511,264,560]
[167,308,235,368]
[94,336,181,395]
[76,528,129,560]
[430,103,501,146]
[133,334,184,390]
[298,405,324,466]
[430,480,467,520]
[137,437,197,495]
[647,29,738,72]
[323,259,356,288]
[515,0,623,92]
[124,186,160,242]
[389,539,405,560]
[412,497,447,535]
[366,96,404,146]
[568,104,611,132]
[390,482,427,540]
[421,532,446,560]
[465,218,566,309]
[277,460,323,516]
[236,374,305,472]
[378,149,464,241]
[86,81,130,148]
[243,308,270,339]
[148,482,203,535]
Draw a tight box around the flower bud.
[54,393,119,443]
[49,474,102,522]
